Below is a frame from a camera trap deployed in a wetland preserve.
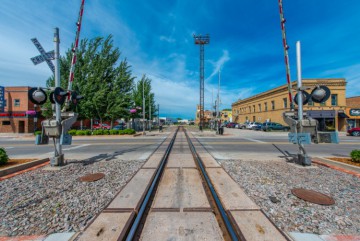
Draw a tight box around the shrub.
[103,130,110,135]
[92,129,104,135]
[85,130,92,135]
[68,130,77,136]
[76,130,87,136]
[124,128,135,135]
[0,147,9,165]
[119,130,125,135]
[109,130,119,135]
[350,150,360,163]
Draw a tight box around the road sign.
[30,50,55,65]
[30,38,55,73]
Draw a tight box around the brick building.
[232,78,348,131]
[346,96,360,128]
[0,86,41,133]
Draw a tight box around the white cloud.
[159,36,176,43]
[205,50,230,83]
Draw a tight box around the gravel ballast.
[219,159,360,235]
[0,158,145,236]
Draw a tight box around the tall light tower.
[193,34,210,131]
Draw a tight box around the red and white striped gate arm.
[65,0,85,108]
[278,0,294,110]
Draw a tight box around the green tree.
[132,75,156,119]
[42,35,135,127]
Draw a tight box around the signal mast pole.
[278,0,294,110]
[193,34,210,131]
[64,0,85,110]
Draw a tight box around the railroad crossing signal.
[30,38,55,74]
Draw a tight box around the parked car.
[236,123,247,129]
[93,123,111,130]
[347,127,360,136]
[112,123,126,130]
[226,122,237,128]
[262,122,290,132]
[247,122,262,129]
[252,123,263,131]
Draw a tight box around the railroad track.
[78,127,291,241]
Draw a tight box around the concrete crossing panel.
[139,212,224,241]
[229,210,287,241]
[79,212,133,241]
[167,153,196,168]
[206,168,259,210]
[152,168,210,209]
[108,169,155,210]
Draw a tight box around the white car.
[246,122,261,129]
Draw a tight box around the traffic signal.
[53,87,67,105]
[294,91,311,105]
[49,91,55,104]
[71,91,83,105]
[310,85,330,103]
[293,85,331,106]
[28,87,47,105]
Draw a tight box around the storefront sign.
[0,86,4,112]
[350,109,360,116]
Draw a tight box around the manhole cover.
[291,188,335,205]
[79,173,105,182]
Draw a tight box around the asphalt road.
[1,128,359,161]
[0,135,167,161]
[195,128,360,160]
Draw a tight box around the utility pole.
[149,94,151,132]
[296,41,311,165]
[53,27,64,166]
[217,68,221,134]
[142,80,145,135]
[193,34,210,131]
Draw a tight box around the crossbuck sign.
[30,38,55,74]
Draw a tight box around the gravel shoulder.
[0,158,145,236]
[219,159,360,235]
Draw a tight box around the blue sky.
[1,0,359,119]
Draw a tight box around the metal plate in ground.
[152,168,210,209]
[79,173,105,182]
[229,210,288,241]
[291,188,335,205]
[139,212,224,241]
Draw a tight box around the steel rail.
[125,127,179,241]
[184,129,239,241]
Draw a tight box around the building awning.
[338,112,349,118]
[307,110,335,118]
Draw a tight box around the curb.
[0,158,50,180]
[312,158,360,178]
